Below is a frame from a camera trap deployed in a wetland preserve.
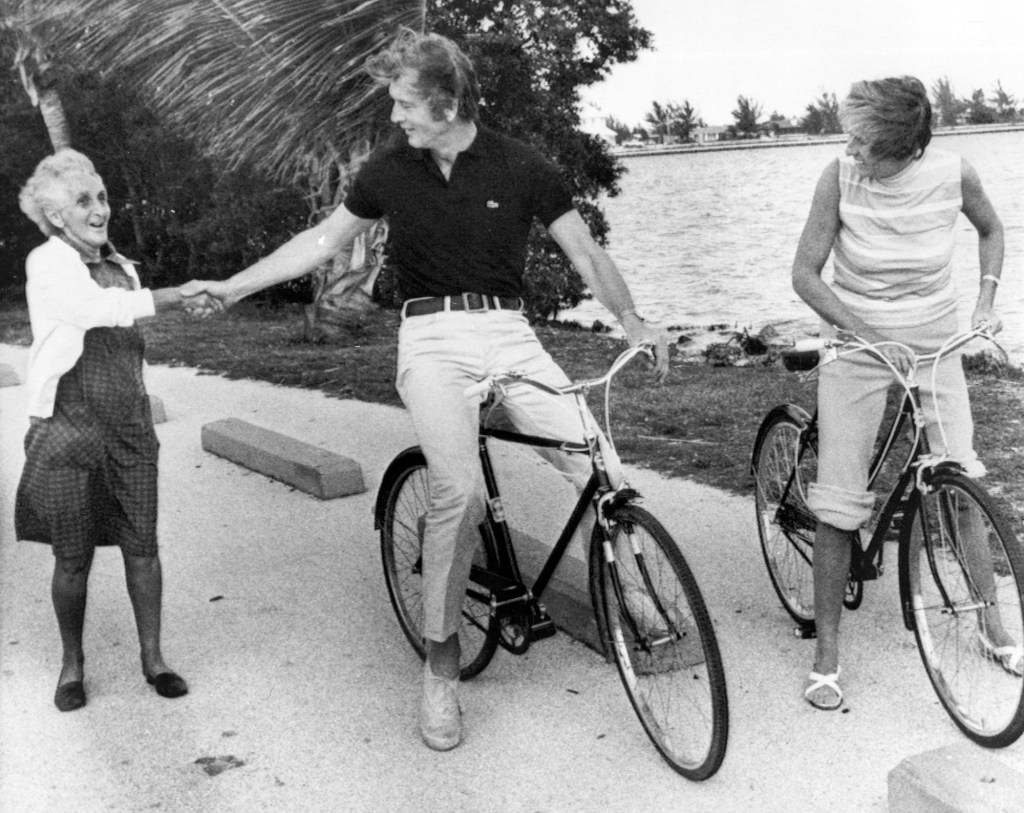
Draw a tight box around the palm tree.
[990,81,1018,123]
[644,100,671,144]
[0,0,76,149]
[54,0,425,335]
[932,76,960,127]
[730,95,762,139]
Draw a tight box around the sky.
[581,0,1024,127]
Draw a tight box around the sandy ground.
[2,341,1023,813]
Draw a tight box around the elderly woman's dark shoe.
[54,681,86,712]
[145,671,188,698]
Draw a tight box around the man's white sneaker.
[420,660,462,751]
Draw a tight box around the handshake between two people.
[178,279,233,319]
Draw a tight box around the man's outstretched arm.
[547,209,669,382]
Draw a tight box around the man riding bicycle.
[185,28,667,751]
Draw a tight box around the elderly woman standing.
[15,149,209,711]
[792,77,1010,710]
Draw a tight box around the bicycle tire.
[901,469,1024,747]
[589,504,729,780]
[751,406,818,625]
[378,449,500,680]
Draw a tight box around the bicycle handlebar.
[790,324,998,369]
[463,342,655,401]
[785,324,1004,463]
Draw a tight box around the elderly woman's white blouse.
[24,236,155,418]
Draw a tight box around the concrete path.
[2,342,1023,813]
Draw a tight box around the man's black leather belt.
[401,293,525,318]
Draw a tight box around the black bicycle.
[375,344,729,779]
[751,326,1024,747]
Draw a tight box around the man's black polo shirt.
[344,125,574,299]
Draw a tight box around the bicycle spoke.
[380,452,499,680]
[753,410,817,624]
[905,471,1024,747]
[592,506,728,780]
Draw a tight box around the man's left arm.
[547,210,668,381]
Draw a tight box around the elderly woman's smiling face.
[46,171,110,256]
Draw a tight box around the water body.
[566,130,1024,361]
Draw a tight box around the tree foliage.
[990,81,1018,122]
[932,76,961,126]
[0,0,76,149]
[57,0,425,185]
[965,88,997,125]
[643,99,701,144]
[605,115,632,144]
[729,95,761,138]
[800,92,840,135]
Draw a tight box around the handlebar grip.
[792,338,827,353]
[464,379,494,400]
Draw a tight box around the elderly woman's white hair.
[19,149,102,237]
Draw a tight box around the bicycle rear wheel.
[903,470,1024,747]
[378,449,500,680]
[590,504,729,780]
[751,406,817,625]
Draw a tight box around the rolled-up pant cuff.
[807,483,876,531]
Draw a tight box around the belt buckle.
[461,292,489,313]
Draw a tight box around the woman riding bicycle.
[790,75,1012,710]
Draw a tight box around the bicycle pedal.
[529,615,557,641]
[794,623,817,639]
[853,564,880,581]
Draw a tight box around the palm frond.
[52,0,424,181]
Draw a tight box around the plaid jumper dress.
[14,259,160,559]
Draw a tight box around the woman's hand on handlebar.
[839,328,915,375]
[971,308,1003,335]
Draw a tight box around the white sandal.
[804,666,843,710]
[979,632,1024,677]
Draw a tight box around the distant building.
[764,117,805,137]
[695,126,729,144]
[578,102,618,145]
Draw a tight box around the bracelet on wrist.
[981,274,1000,285]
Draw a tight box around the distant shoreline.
[611,122,1024,158]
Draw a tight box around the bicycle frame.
[783,361,975,632]
[378,341,732,775]
[756,326,1024,746]
[469,423,597,612]
[459,378,640,652]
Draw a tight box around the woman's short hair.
[19,149,102,237]
[839,76,932,162]
[366,27,480,122]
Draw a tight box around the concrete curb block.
[512,529,604,657]
[201,417,366,500]
[888,742,1024,812]
[0,362,20,387]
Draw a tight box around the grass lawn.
[2,298,1022,535]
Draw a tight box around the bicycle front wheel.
[751,406,817,625]
[903,470,1024,747]
[378,449,500,680]
[590,504,729,780]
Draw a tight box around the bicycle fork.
[602,518,684,654]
